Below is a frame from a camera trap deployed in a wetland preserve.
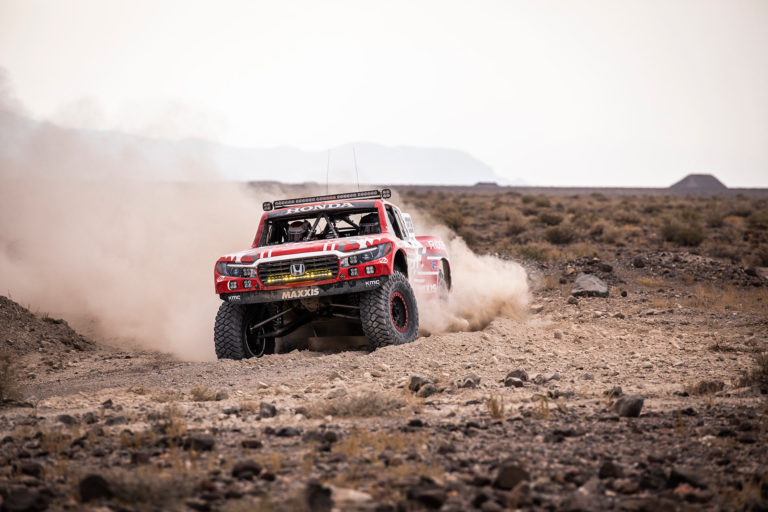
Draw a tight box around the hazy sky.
[1,0,766,187]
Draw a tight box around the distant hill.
[670,174,727,191]
[0,109,507,185]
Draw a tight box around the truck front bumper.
[219,275,388,305]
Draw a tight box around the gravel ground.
[1,253,767,511]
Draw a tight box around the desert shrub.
[728,204,753,218]
[744,247,768,267]
[571,211,598,229]
[746,210,768,229]
[487,395,504,419]
[738,353,768,392]
[643,203,663,215]
[440,211,464,231]
[312,391,405,418]
[589,222,605,238]
[590,192,608,202]
[189,385,224,402]
[521,195,535,204]
[613,210,641,225]
[0,346,20,401]
[544,225,577,245]
[515,244,550,262]
[602,226,625,246]
[684,380,725,395]
[534,196,551,208]
[705,210,725,228]
[660,220,705,246]
[458,228,478,246]
[538,212,563,226]
[521,207,539,217]
[707,245,740,263]
[505,212,527,236]
[679,208,701,222]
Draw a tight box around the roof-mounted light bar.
[263,188,391,211]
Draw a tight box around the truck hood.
[218,235,391,263]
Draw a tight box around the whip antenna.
[326,150,330,194]
[353,146,360,192]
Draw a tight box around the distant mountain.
[670,174,727,191]
[0,108,507,185]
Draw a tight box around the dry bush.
[152,404,188,436]
[189,385,220,402]
[613,210,642,225]
[636,276,665,289]
[544,225,577,245]
[487,395,504,419]
[538,212,563,226]
[705,210,726,228]
[311,391,405,418]
[747,210,768,230]
[684,380,725,396]
[738,353,768,392]
[685,284,768,315]
[514,243,551,263]
[660,219,706,246]
[151,390,184,403]
[0,345,21,401]
[505,211,528,236]
[440,211,464,231]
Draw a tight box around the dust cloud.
[0,71,526,361]
[0,76,279,360]
[404,206,530,335]
[0,180,279,361]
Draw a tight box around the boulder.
[571,273,609,297]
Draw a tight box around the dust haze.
[0,78,527,360]
[402,205,529,335]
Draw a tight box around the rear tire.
[214,302,276,360]
[359,271,419,350]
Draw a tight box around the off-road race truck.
[212,189,451,359]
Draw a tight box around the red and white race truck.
[213,189,451,359]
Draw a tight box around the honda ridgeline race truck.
[213,189,451,359]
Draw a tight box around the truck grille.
[257,255,339,286]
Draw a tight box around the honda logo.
[290,262,306,276]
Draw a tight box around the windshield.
[260,208,381,246]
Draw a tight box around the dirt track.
[2,254,767,511]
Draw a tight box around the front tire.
[359,271,419,350]
[214,302,277,360]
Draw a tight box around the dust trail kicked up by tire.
[408,209,529,335]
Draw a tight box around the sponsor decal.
[216,276,226,282]
[286,203,354,214]
[365,280,380,287]
[431,260,437,270]
[281,288,320,299]
[379,257,388,264]
[228,295,241,301]
[426,240,446,251]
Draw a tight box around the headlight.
[341,243,391,268]
[216,262,257,278]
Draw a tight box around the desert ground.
[1,188,767,512]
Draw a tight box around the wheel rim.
[390,291,409,332]
[244,310,269,357]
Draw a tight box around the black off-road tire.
[214,302,276,360]
[359,271,419,350]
